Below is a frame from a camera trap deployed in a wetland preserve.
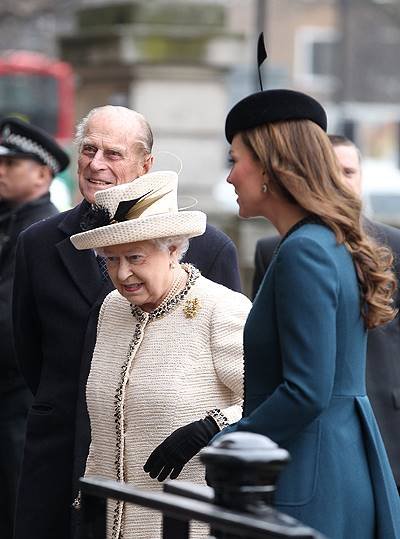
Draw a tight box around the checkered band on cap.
[5,133,60,174]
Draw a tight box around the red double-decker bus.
[0,51,76,206]
[0,50,74,142]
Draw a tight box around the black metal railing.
[79,431,326,539]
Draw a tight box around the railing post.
[80,490,107,539]
[200,431,290,539]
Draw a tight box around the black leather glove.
[143,417,219,482]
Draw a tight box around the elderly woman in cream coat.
[70,170,251,539]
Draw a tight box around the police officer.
[0,117,69,539]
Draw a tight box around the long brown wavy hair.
[240,120,397,329]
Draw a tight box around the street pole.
[336,0,355,139]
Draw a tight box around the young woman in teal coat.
[220,89,400,538]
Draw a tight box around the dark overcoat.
[0,194,58,375]
[252,219,400,489]
[223,223,400,538]
[0,194,58,539]
[12,201,241,539]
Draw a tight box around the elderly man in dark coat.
[0,117,69,539]
[12,105,242,539]
[253,134,400,495]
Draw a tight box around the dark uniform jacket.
[252,219,400,489]
[0,194,58,380]
[0,194,58,539]
[12,200,242,539]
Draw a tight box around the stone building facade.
[2,0,400,293]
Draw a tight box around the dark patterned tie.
[96,255,109,281]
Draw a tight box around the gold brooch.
[183,298,201,318]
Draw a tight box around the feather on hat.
[70,171,206,250]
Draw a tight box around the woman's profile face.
[101,240,174,311]
[227,134,265,218]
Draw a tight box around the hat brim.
[0,145,26,158]
[71,211,207,250]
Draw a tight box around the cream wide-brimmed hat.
[70,170,207,250]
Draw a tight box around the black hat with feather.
[225,33,327,143]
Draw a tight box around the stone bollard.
[200,431,295,538]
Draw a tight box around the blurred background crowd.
[1,0,400,294]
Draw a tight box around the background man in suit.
[0,117,69,539]
[253,134,400,494]
[12,105,242,539]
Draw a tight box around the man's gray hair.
[74,106,153,155]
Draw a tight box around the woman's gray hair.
[74,106,153,156]
[152,236,190,261]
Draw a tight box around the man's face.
[333,144,362,198]
[0,156,44,204]
[78,110,152,204]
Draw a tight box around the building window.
[294,26,339,91]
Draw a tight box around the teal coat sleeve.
[229,236,340,444]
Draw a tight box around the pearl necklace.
[159,265,188,307]
[130,264,200,321]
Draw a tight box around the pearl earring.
[261,183,268,193]
[170,261,176,269]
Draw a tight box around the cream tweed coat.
[84,267,252,539]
